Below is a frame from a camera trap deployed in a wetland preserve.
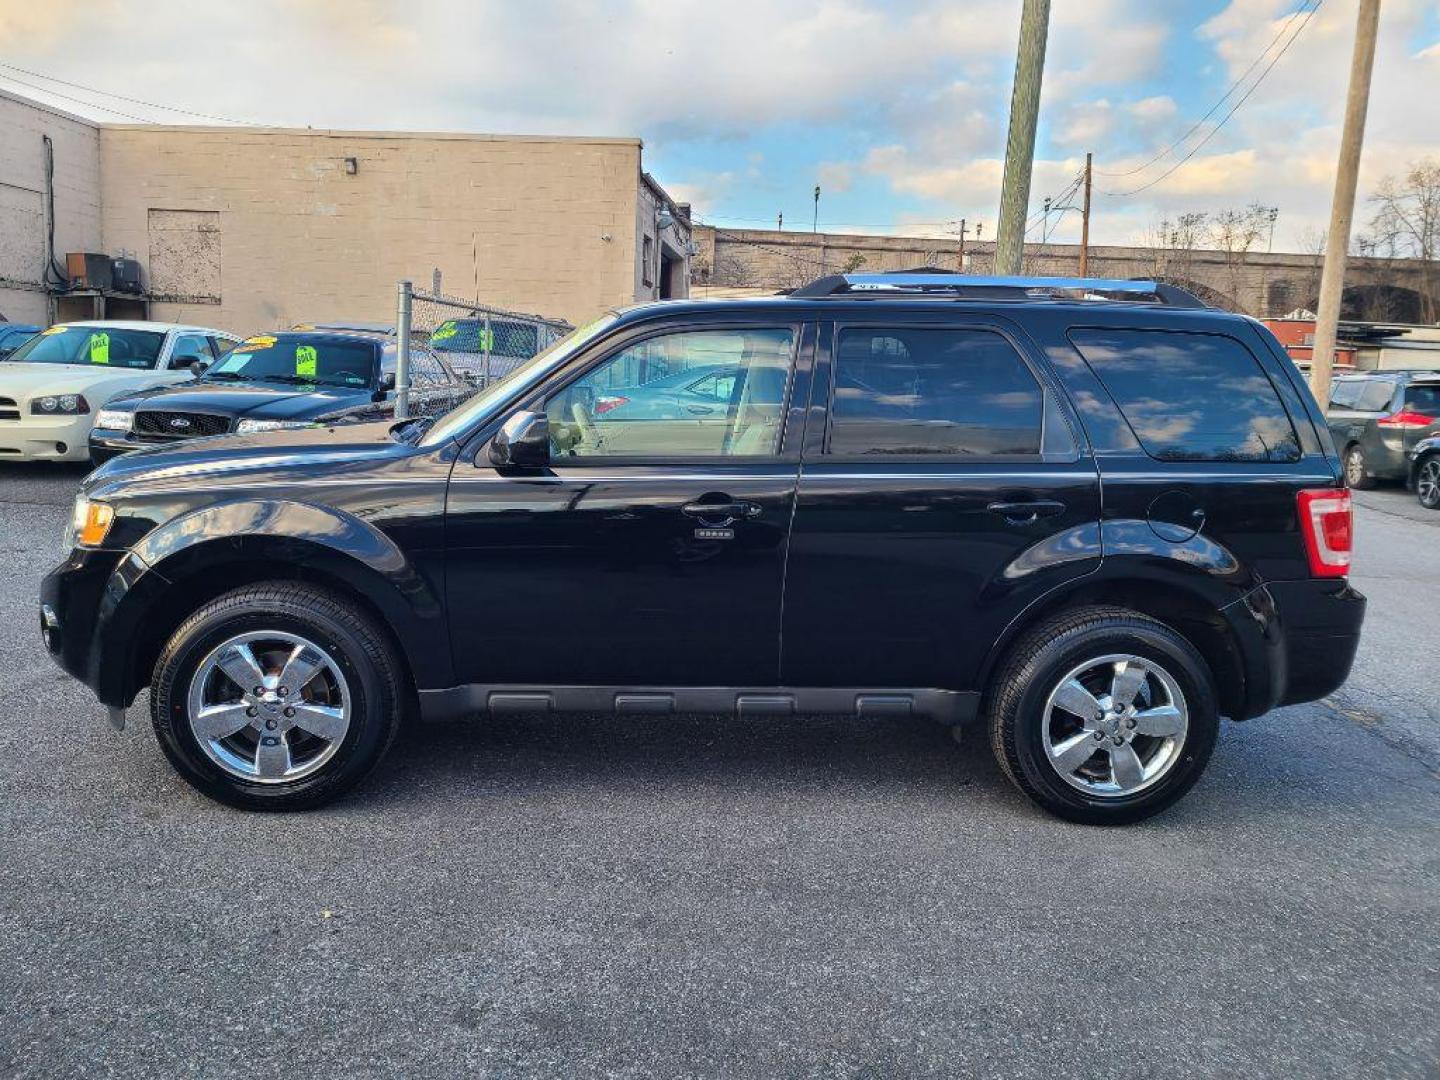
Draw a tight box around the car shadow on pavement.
[352,711,1011,812]
[331,704,1432,828]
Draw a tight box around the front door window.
[545,328,794,458]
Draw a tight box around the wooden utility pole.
[994,0,1051,275]
[957,218,968,271]
[1079,152,1093,276]
[1310,0,1381,407]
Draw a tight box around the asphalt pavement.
[0,464,1436,1078]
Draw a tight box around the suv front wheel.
[150,583,404,810]
[1416,455,1440,510]
[987,607,1219,825]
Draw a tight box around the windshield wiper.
[202,371,248,381]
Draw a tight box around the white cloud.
[2,0,1437,251]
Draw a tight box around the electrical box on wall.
[65,252,113,290]
[111,257,144,294]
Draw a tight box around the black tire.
[1416,455,1440,511]
[986,606,1220,826]
[150,583,404,811]
[1344,444,1375,490]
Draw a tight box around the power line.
[1101,0,1323,198]
[0,70,157,124]
[1096,0,1321,180]
[0,58,258,125]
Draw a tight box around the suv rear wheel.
[1344,444,1375,490]
[987,607,1219,825]
[150,583,404,810]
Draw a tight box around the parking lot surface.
[1,465,1436,1078]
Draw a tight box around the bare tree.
[1208,203,1273,315]
[1139,212,1209,282]
[1368,158,1440,323]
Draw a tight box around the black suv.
[88,331,469,465]
[40,274,1365,824]
[1324,370,1440,489]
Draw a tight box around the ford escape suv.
[40,274,1365,824]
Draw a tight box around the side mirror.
[488,410,550,468]
[187,359,209,376]
[378,371,396,392]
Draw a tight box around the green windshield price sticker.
[90,332,110,364]
[478,327,494,351]
[432,321,458,343]
[295,344,318,378]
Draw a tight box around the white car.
[0,321,241,462]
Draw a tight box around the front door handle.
[682,500,762,523]
[987,499,1067,524]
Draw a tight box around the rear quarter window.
[1068,328,1301,463]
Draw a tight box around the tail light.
[1376,410,1435,430]
[1296,489,1352,578]
[593,395,629,415]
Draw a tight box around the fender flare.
[121,498,450,690]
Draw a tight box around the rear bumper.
[1223,578,1366,719]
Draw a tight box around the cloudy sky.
[2,0,1437,250]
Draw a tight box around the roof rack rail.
[790,272,1207,308]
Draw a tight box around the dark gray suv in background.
[1325,370,1440,489]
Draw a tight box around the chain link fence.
[401,283,572,392]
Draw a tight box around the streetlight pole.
[994,0,1051,275]
[1310,0,1381,407]
[812,185,820,233]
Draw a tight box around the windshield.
[422,313,618,446]
[7,326,164,369]
[204,334,378,388]
[429,318,541,360]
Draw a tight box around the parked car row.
[1323,369,1440,510]
[2,320,470,466]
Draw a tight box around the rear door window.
[1069,328,1301,463]
[1403,384,1440,415]
[1328,381,1362,408]
[1354,379,1398,412]
[828,327,1043,456]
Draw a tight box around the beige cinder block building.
[0,88,691,333]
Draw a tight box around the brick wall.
[0,90,101,325]
[99,125,648,333]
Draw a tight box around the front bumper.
[41,547,168,707]
[88,427,157,464]
[0,414,95,461]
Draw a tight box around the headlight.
[31,393,90,415]
[94,408,133,432]
[235,419,317,434]
[65,496,115,549]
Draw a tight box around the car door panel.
[444,318,815,689]
[780,316,1102,692]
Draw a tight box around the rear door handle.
[987,499,1067,524]
[682,501,762,522]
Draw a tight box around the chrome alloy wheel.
[1419,458,1440,508]
[1346,447,1366,487]
[186,631,351,784]
[1041,653,1189,797]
